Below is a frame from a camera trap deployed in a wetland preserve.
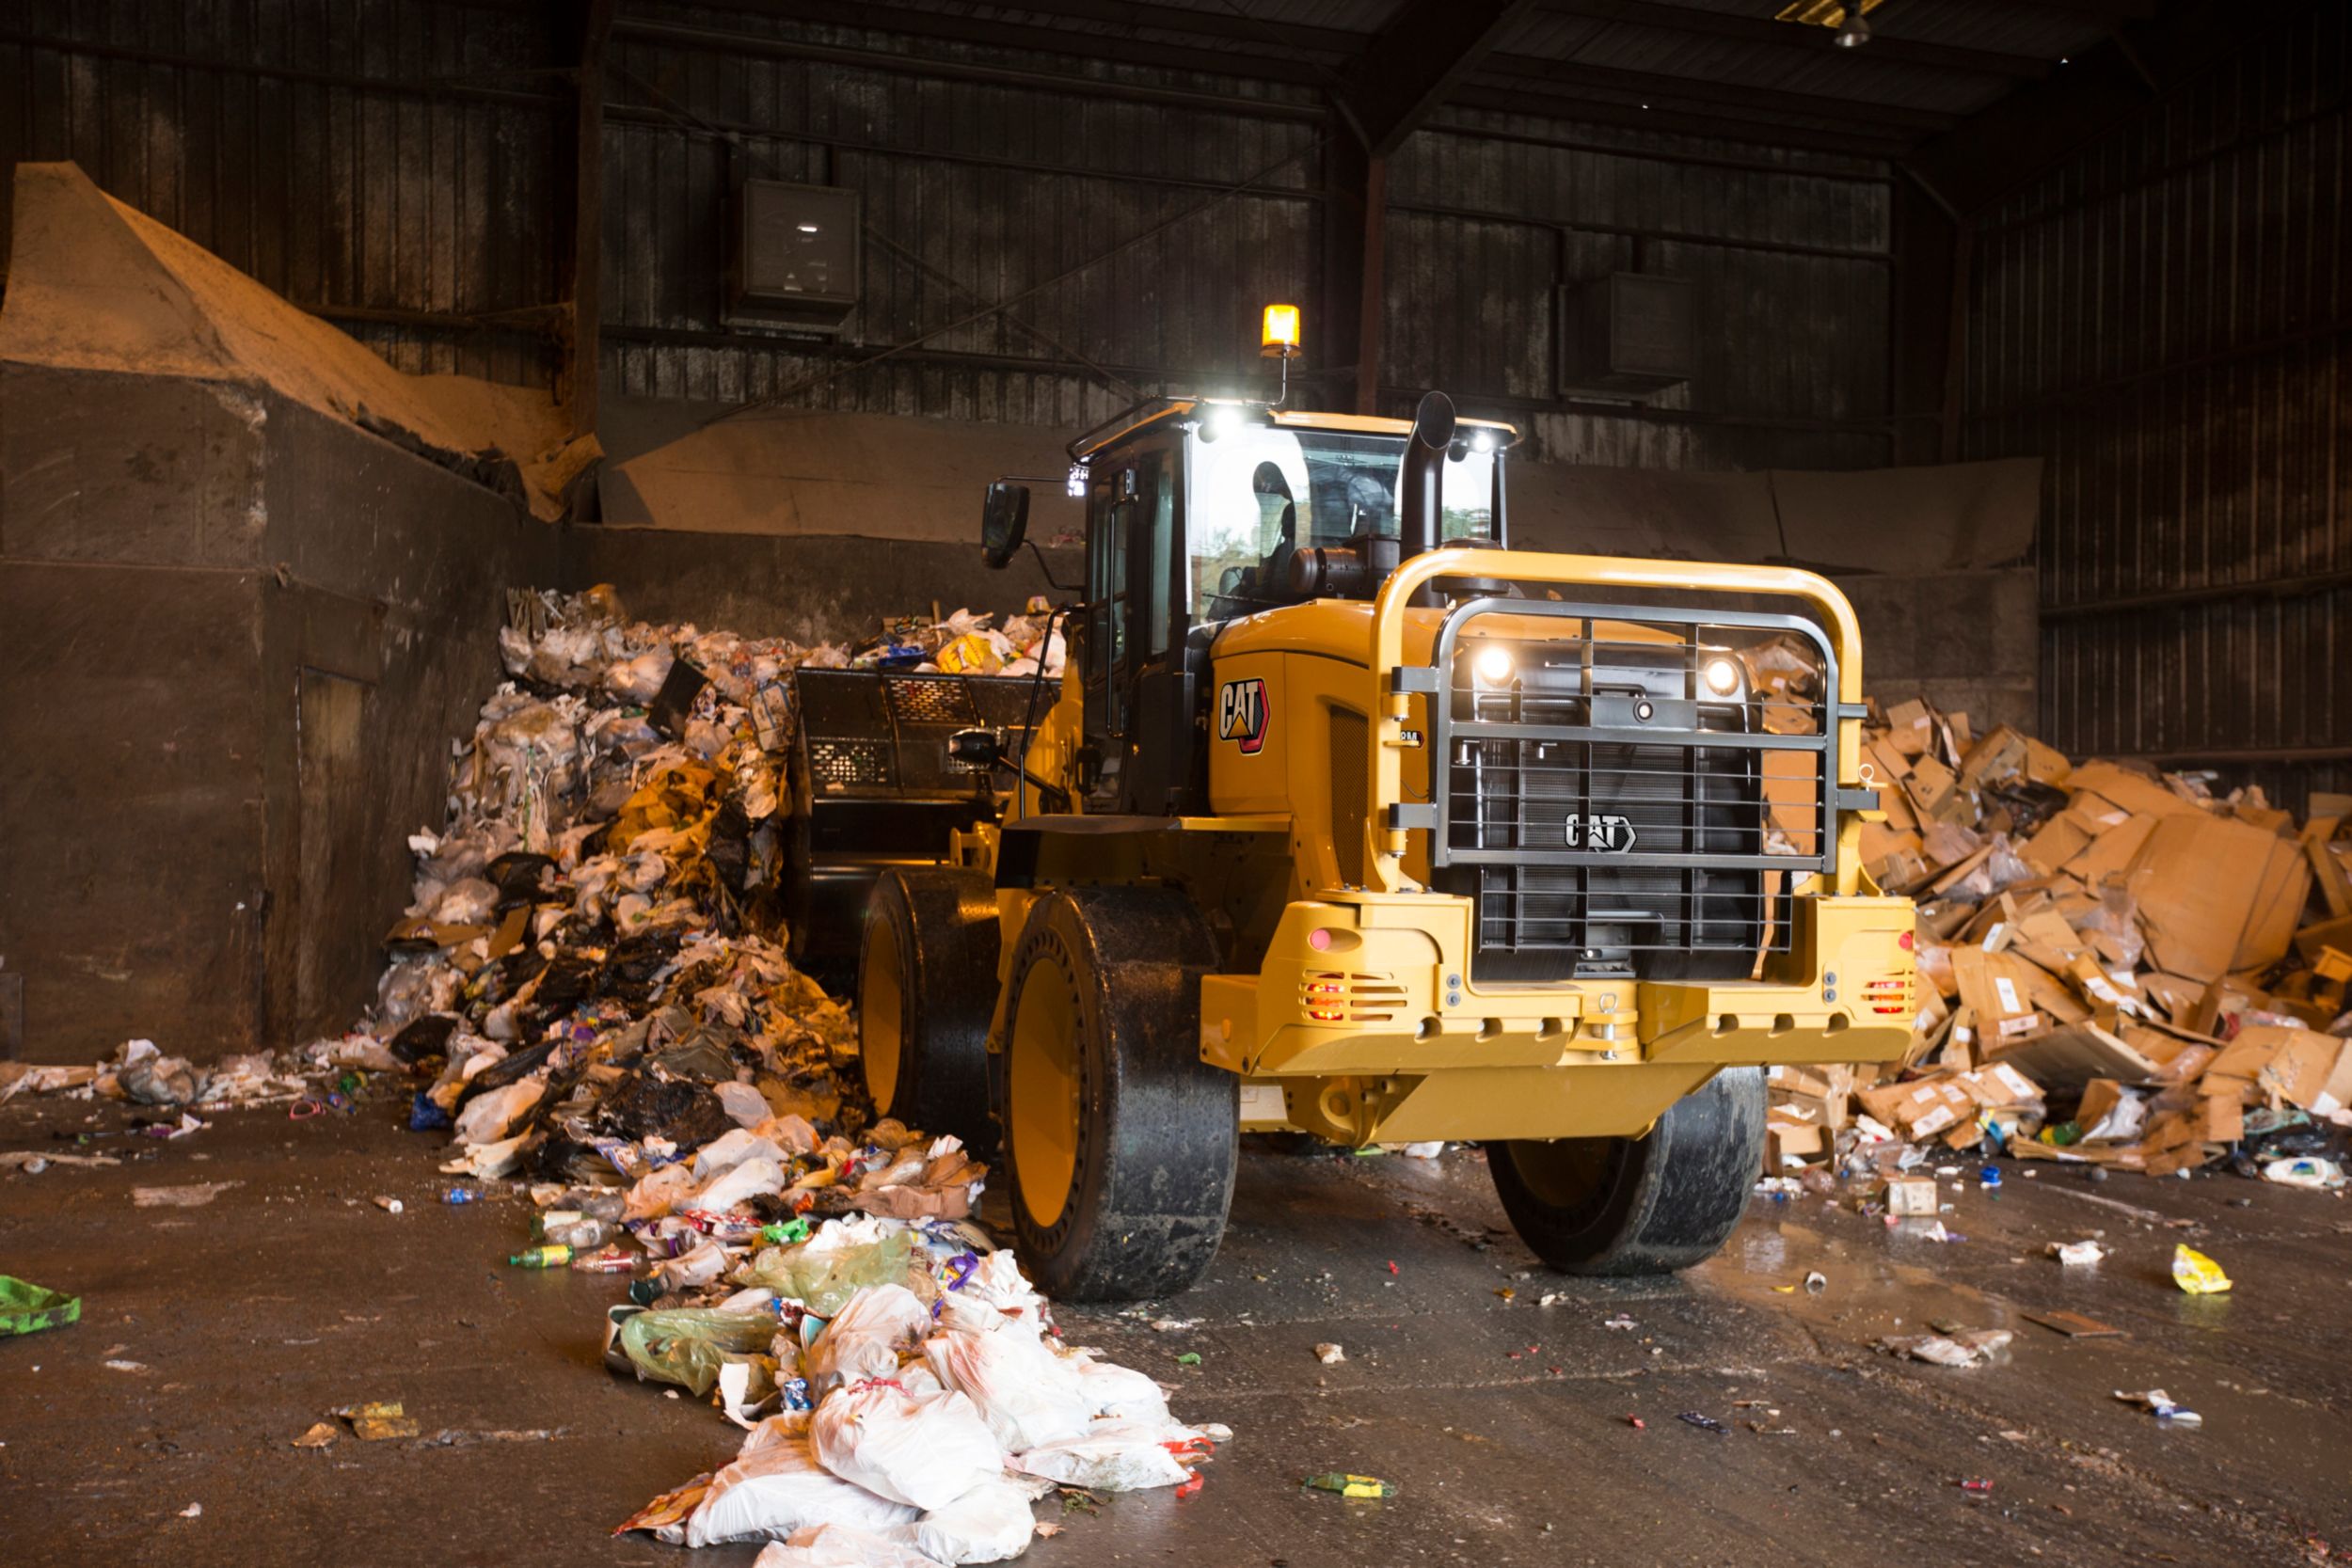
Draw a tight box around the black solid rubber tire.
[857,867,1001,1151]
[1488,1067,1766,1276]
[994,886,1236,1303]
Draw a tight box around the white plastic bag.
[922,1326,1093,1452]
[692,1156,787,1213]
[686,1424,920,1547]
[890,1474,1037,1565]
[807,1286,931,1392]
[809,1382,1004,1512]
[714,1082,774,1129]
[1009,1419,1189,1491]
[696,1128,791,1176]
[452,1073,545,1146]
[1072,1356,1170,1425]
[751,1524,944,1568]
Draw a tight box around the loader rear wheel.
[1488,1067,1765,1276]
[996,886,1234,1302]
[857,868,1000,1150]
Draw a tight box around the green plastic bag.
[737,1230,915,1318]
[619,1307,777,1396]
[0,1276,81,1336]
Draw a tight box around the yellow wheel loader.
[855,384,1915,1301]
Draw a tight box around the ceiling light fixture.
[1835,3,1870,47]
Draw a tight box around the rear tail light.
[1863,975,1911,1016]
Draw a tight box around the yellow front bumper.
[1200,889,1916,1078]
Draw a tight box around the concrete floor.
[2,1096,2346,1568]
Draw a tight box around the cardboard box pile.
[1755,670,2352,1183]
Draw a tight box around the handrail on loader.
[1362,545,1871,899]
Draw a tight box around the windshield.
[1187,425,1496,615]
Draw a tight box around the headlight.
[1474,644,1515,686]
[1702,657,1741,695]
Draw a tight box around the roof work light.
[1260,303,1301,359]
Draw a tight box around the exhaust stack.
[1399,390,1456,604]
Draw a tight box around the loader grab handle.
[1362,546,1869,896]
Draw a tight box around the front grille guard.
[1363,546,1878,899]
[1425,598,1838,879]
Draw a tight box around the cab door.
[1078,442,1182,811]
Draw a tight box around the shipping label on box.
[1885,1174,1940,1215]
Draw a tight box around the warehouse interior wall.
[1954,5,2350,808]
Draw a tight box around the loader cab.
[980,399,1517,814]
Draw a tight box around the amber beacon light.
[1260,303,1301,358]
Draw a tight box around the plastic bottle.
[442,1187,478,1205]
[1303,1473,1396,1498]
[569,1245,636,1274]
[532,1210,585,1240]
[546,1218,612,1250]
[509,1244,573,1269]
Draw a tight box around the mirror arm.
[1025,539,1081,594]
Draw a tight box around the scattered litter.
[178,1503,201,1519]
[1958,1478,1994,1494]
[1601,1314,1637,1331]
[132,1181,241,1209]
[0,1276,81,1337]
[1804,1271,1827,1293]
[1303,1473,1396,1498]
[1624,1416,1645,1430]
[2170,1243,2233,1295]
[292,1423,340,1449]
[2048,1240,2105,1266]
[1173,1353,1202,1367]
[2114,1388,2203,1428]
[1874,1328,2012,1368]
[103,1359,146,1373]
[2021,1309,2122,1339]
[1313,1343,1345,1365]
[1677,1412,1728,1434]
[373,1196,405,1213]
[334,1401,423,1441]
[1148,1318,1200,1334]
[2260,1156,2344,1189]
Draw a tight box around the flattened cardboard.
[2130,813,2312,983]
[2064,762,2195,820]
[1986,1022,2163,1088]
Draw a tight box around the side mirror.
[980,482,1030,570]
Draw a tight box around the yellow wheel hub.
[1009,958,1082,1229]
[860,919,905,1113]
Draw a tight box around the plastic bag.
[750,1524,944,1568]
[809,1382,1004,1512]
[686,1423,919,1547]
[626,1163,701,1222]
[621,1307,782,1396]
[1009,1419,1191,1491]
[693,1157,787,1214]
[807,1286,930,1392]
[2171,1243,2232,1294]
[0,1275,81,1336]
[742,1230,918,1317]
[1072,1356,1170,1425]
[890,1474,1037,1565]
[453,1073,546,1146]
[923,1325,1093,1452]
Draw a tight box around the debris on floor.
[290,586,1188,1562]
[1746,657,2352,1196]
[0,1276,80,1336]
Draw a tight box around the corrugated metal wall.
[1961,5,2350,806]
[0,1,1896,473]
[0,0,566,388]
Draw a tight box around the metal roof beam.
[1478,53,1957,134]
[1346,0,1543,156]
[1452,81,1912,155]
[1538,0,2053,80]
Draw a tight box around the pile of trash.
[1743,637,2352,1192]
[612,1212,1224,1562]
[358,587,1195,1563]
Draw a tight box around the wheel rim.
[1009,953,1082,1229]
[1504,1138,1617,1229]
[859,918,905,1113]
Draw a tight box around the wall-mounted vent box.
[1557,272,1694,398]
[728,179,861,333]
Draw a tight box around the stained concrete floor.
[2,1096,2347,1568]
